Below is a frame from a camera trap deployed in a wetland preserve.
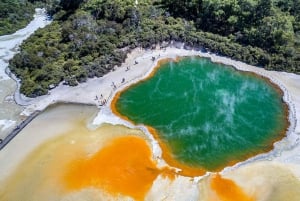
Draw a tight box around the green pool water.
[115,57,287,171]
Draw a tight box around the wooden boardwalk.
[0,110,41,150]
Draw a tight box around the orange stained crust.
[146,126,206,177]
[63,135,175,201]
[210,174,254,201]
[110,56,290,177]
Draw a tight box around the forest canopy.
[0,0,38,35]
[7,0,300,97]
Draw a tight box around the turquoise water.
[116,57,287,170]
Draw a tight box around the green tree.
[60,0,85,10]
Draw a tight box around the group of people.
[97,54,162,107]
[99,98,107,106]
[96,77,126,107]
[95,94,107,106]
[96,53,162,107]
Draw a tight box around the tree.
[60,0,85,10]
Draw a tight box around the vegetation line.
[4,0,299,97]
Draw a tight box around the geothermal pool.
[0,57,293,201]
[114,57,288,173]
